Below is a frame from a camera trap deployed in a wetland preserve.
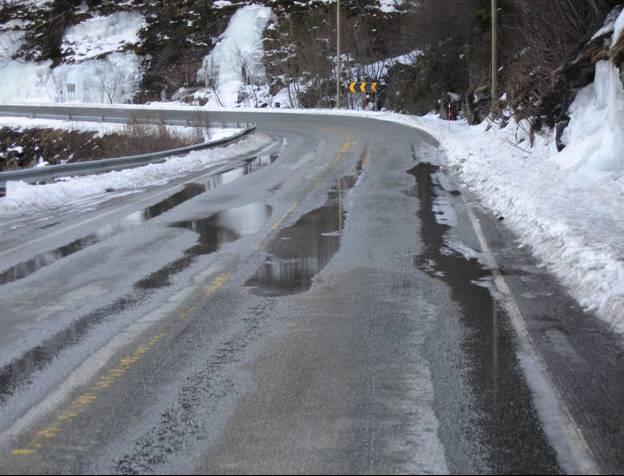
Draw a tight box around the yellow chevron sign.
[348,82,378,94]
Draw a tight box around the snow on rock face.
[612,7,624,47]
[0,10,145,104]
[592,6,624,40]
[198,5,272,107]
[0,30,26,59]
[556,61,624,182]
[379,0,404,13]
[53,52,143,103]
[62,11,146,62]
[0,52,142,104]
[0,60,54,103]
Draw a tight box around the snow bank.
[197,5,272,107]
[0,116,241,142]
[430,115,624,334]
[0,133,272,216]
[62,11,146,62]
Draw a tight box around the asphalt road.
[0,107,623,474]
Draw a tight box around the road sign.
[66,83,76,102]
[348,82,378,94]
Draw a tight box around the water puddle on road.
[409,162,560,473]
[245,159,365,297]
[0,153,278,287]
[136,202,272,290]
[0,201,272,403]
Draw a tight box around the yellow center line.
[253,132,354,251]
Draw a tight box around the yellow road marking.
[270,202,300,232]
[253,134,353,252]
[10,332,167,457]
[11,449,35,456]
[176,273,231,321]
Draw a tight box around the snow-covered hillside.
[0,0,410,107]
[0,7,145,104]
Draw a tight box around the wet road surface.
[0,108,622,474]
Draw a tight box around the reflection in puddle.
[0,154,278,287]
[0,202,272,402]
[136,203,272,290]
[246,159,365,297]
[410,162,560,473]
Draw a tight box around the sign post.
[67,83,76,103]
[491,0,498,109]
[336,0,341,109]
[347,82,379,110]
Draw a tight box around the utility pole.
[491,0,498,108]
[336,0,341,109]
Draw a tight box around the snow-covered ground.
[0,133,272,216]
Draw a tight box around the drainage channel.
[0,202,273,404]
[408,161,561,474]
[245,158,365,296]
[0,153,278,287]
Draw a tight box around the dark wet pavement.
[408,162,561,474]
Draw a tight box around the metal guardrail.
[0,112,256,188]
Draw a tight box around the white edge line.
[461,197,600,475]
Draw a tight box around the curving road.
[0,106,623,474]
